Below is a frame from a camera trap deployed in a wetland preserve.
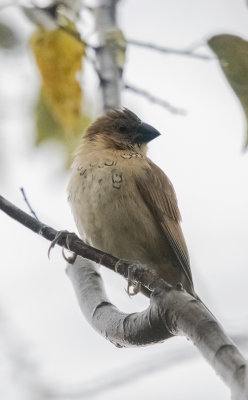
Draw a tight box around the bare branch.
[1,194,248,398]
[94,0,121,110]
[127,39,213,60]
[125,84,186,114]
[67,257,172,346]
[68,258,248,399]
[0,195,137,277]
[0,194,172,345]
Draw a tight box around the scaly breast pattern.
[68,154,168,266]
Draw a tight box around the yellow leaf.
[30,26,86,133]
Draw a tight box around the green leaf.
[208,34,248,146]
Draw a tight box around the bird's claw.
[48,230,77,264]
[62,245,77,264]
[125,281,141,297]
[125,265,141,297]
[48,230,68,259]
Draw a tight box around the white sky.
[0,0,248,399]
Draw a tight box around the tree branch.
[68,258,248,399]
[127,39,213,60]
[67,257,172,346]
[0,195,123,273]
[1,193,248,398]
[0,194,172,344]
[94,0,121,110]
[125,84,186,114]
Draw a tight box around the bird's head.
[84,108,161,150]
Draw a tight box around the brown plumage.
[68,108,196,296]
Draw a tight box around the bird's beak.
[134,122,161,144]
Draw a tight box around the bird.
[67,108,196,297]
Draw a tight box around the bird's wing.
[135,158,193,287]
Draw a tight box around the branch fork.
[0,193,248,398]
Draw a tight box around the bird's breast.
[68,156,166,264]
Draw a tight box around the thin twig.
[125,84,186,115]
[20,188,39,221]
[127,39,213,60]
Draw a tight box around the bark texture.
[95,0,121,110]
[1,193,248,398]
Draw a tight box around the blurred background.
[0,0,248,398]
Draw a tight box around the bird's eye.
[119,125,127,133]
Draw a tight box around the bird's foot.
[48,230,77,264]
